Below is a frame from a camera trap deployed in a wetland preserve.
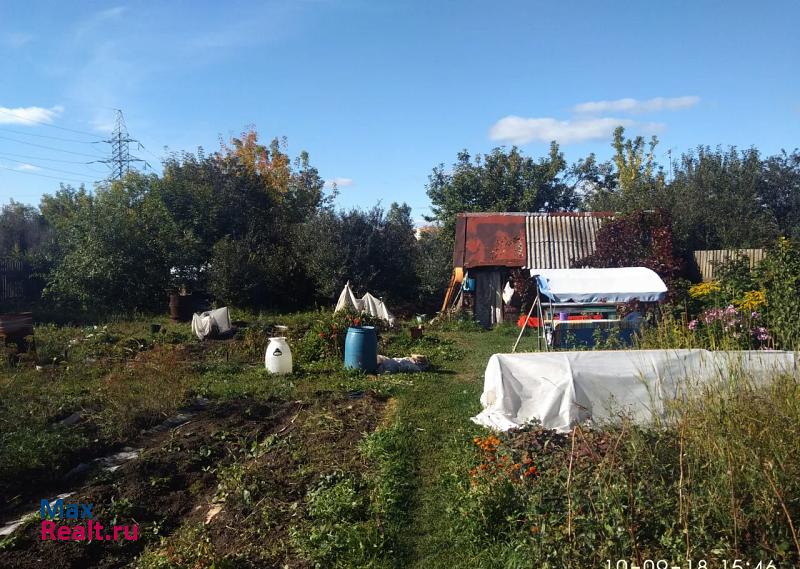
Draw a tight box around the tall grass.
[451,346,800,567]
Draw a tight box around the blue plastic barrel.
[344,326,378,373]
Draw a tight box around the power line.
[0,126,102,144]
[140,145,164,162]
[0,135,106,159]
[0,150,98,165]
[0,108,102,138]
[0,164,89,184]
[0,156,102,179]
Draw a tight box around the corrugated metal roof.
[693,249,765,282]
[525,213,613,269]
[452,212,614,269]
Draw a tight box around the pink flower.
[688,320,698,330]
[753,327,771,341]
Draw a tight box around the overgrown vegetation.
[638,237,800,351]
[1,313,799,568]
[443,370,800,568]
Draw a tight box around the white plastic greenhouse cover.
[472,350,796,432]
[334,282,395,326]
[532,267,668,303]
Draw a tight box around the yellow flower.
[736,290,767,311]
[689,281,720,299]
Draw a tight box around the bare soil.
[0,392,386,569]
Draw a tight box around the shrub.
[759,237,800,349]
[293,310,383,365]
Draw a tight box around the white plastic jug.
[265,337,293,374]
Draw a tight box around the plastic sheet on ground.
[191,307,233,340]
[472,350,796,432]
[377,354,429,374]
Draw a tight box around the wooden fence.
[0,258,28,302]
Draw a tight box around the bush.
[759,237,800,349]
[292,310,384,365]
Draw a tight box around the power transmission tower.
[99,109,149,180]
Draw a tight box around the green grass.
[2,314,799,568]
[392,324,524,567]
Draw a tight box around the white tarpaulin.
[533,267,668,303]
[472,350,796,432]
[191,307,233,340]
[335,282,395,326]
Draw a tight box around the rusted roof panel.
[462,214,526,268]
[453,212,614,269]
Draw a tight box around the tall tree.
[299,203,419,307]
[0,201,49,258]
[759,149,800,241]
[43,174,178,312]
[582,126,665,213]
[426,143,577,235]
[666,146,777,251]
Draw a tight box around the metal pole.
[512,293,539,353]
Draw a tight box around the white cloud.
[572,96,700,115]
[0,105,64,125]
[96,6,127,20]
[2,33,33,48]
[489,116,636,145]
[74,6,127,39]
[15,163,40,172]
[324,177,353,189]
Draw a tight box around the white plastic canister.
[265,337,293,374]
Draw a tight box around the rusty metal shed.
[453,212,614,269]
[447,212,615,327]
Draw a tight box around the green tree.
[299,203,419,307]
[759,149,800,241]
[425,143,576,235]
[414,228,451,313]
[583,126,664,213]
[156,130,326,309]
[0,200,49,258]
[43,174,178,312]
[666,146,777,251]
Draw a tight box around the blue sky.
[1,0,798,221]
